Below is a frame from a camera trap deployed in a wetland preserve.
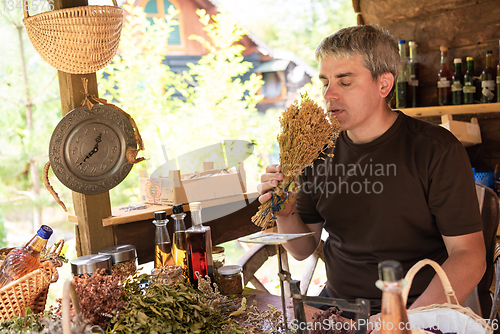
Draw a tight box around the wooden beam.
[55,0,115,255]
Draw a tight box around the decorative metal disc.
[49,104,136,195]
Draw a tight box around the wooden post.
[55,0,115,255]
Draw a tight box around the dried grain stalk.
[251,93,340,229]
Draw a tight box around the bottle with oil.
[376,260,411,334]
[186,202,214,288]
[153,211,175,268]
[0,225,53,288]
[171,204,188,277]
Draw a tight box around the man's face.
[319,55,384,133]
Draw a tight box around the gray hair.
[315,25,400,103]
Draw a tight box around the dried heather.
[252,93,340,229]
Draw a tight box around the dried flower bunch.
[71,269,125,329]
[309,307,354,334]
[252,93,341,229]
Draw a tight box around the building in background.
[134,0,316,112]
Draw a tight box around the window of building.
[142,0,182,46]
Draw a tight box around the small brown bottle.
[376,260,411,334]
[437,46,452,106]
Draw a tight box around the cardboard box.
[139,162,247,205]
[440,114,482,147]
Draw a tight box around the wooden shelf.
[67,192,260,227]
[401,103,500,118]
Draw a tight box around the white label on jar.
[482,87,495,99]
[481,80,495,90]
[437,79,451,88]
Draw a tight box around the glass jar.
[70,254,112,277]
[151,264,186,286]
[98,244,138,281]
[218,265,244,295]
[212,246,225,286]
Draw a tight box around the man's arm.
[409,231,486,309]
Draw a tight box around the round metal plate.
[49,104,136,195]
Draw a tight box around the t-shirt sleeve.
[428,142,482,236]
[296,168,324,224]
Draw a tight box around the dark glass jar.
[218,265,244,295]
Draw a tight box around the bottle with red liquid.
[376,260,411,334]
[153,211,175,268]
[186,202,214,288]
[437,46,452,106]
[0,225,53,288]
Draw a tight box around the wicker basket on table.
[22,0,123,74]
[0,241,64,321]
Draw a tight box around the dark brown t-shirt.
[296,111,482,312]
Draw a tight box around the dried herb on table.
[108,273,245,334]
[309,307,354,334]
[252,93,341,230]
[71,268,125,329]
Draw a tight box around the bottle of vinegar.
[186,202,214,288]
[171,204,188,277]
[481,50,496,103]
[396,40,408,109]
[497,40,500,102]
[408,41,419,108]
[0,225,53,288]
[463,57,476,104]
[153,211,175,268]
[452,58,463,105]
[376,260,411,334]
[437,46,452,106]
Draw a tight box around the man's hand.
[257,164,298,217]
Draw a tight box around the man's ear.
[379,72,394,98]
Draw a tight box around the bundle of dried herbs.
[252,93,340,229]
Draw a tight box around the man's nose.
[323,83,339,100]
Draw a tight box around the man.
[257,25,485,318]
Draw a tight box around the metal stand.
[277,244,291,332]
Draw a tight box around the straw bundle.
[252,93,341,229]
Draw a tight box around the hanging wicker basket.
[22,0,123,74]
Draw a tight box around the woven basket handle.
[62,280,82,334]
[23,0,119,19]
[402,259,459,306]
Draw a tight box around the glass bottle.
[395,40,408,109]
[451,58,463,105]
[437,46,452,106]
[463,57,476,104]
[0,225,53,288]
[186,202,214,288]
[376,260,411,334]
[171,204,188,277]
[153,211,174,268]
[497,40,500,102]
[408,41,419,108]
[481,50,496,103]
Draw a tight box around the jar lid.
[212,246,225,254]
[70,254,112,276]
[154,211,167,221]
[172,204,184,214]
[218,265,242,276]
[98,244,137,263]
[189,202,202,211]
